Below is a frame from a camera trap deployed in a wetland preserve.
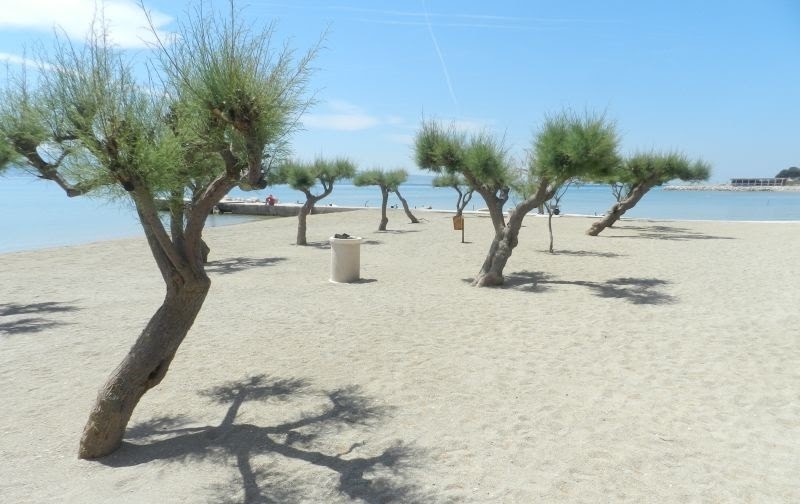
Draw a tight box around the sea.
[2,171,799,254]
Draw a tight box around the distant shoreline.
[663,184,800,192]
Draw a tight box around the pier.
[215,200,358,217]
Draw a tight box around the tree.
[273,158,356,245]
[776,167,800,179]
[353,168,417,230]
[416,112,620,286]
[393,173,420,225]
[0,135,17,172]
[416,122,511,232]
[586,152,710,236]
[432,172,474,217]
[544,179,573,253]
[0,3,317,458]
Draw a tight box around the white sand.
[1,209,798,503]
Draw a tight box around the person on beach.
[266,194,277,206]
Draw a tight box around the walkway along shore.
[663,184,800,192]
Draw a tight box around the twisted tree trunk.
[78,177,231,459]
[378,187,389,231]
[78,275,210,458]
[587,183,652,236]
[473,182,553,287]
[394,189,419,223]
[296,198,316,245]
[455,189,473,218]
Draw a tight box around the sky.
[0,0,798,183]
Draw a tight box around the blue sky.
[1,0,798,182]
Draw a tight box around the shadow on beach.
[605,224,736,241]
[205,257,287,275]
[101,375,439,504]
[463,271,676,305]
[375,229,420,234]
[541,249,625,258]
[0,301,80,336]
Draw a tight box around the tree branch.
[130,186,189,284]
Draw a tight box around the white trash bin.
[329,235,363,283]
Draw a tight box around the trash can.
[329,234,363,283]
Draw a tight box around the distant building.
[730,178,787,187]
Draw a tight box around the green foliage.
[274,157,356,192]
[414,121,464,173]
[155,3,319,179]
[0,79,47,158]
[776,167,800,179]
[532,111,621,183]
[1,0,317,204]
[618,151,711,187]
[353,168,408,191]
[414,121,511,188]
[416,113,616,196]
[432,172,469,189]
[0,135,18,170]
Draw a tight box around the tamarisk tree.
[416,122,511,233]
[587,152,710,236]
[0,4,317,459]
[416,112,620,286]
[432,172,474,217]
[274,158,356,245]
[544,180,573,253]
[353,168,418,230]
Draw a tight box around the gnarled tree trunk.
[378,187,389,231]
[394,189,419,223]
[79,275,210,458]
[587,183,652,236]
[455,189,473,218]
[78,181,227,459]
[296,198,316,245]
[481,194,507,232]
[473,182,553,287]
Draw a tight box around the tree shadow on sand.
[305,241,332,250]
[206,257,287,275]
[542,249,625,258]
[605,224,735,241]
[0,301,80,336]
[376,229,420,234]
[499,271,676,305]
[102,375,438,503]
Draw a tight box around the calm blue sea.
[2,172,799,253]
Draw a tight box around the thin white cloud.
[303,113,380,131]
[385,133,415,145]
[326,99,364,114]
[303,100,405,132]
[0,52,41,68]
[0,0,173,49]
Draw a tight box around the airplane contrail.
[422,0,458,109]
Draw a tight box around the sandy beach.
[1,209,798,503]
